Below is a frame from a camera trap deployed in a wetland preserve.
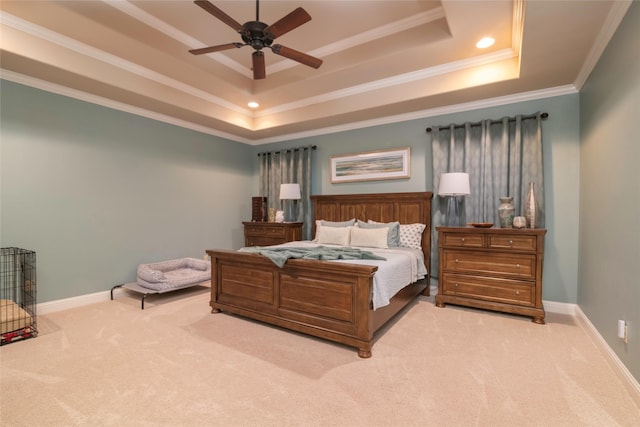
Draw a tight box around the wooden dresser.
[243,222,303,247]
[435,226,546,324]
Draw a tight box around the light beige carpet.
[1,284,639,427]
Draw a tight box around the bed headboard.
[310,192,433,275]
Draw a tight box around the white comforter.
[273,241,427,310]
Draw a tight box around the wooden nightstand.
[435,226,546,324]
[243,222,303,247]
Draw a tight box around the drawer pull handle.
[509,240,514,245]
[461,238,465,242]
[516,264,520,268]
[455,283,459,287]
[455,259,459,263]
[516,290,520,295]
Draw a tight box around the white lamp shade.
[279,183,301,200]
[438,173,470,196]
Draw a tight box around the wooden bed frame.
[206,192,433,358]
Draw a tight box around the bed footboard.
[207,249,387,357]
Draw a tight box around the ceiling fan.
[189,0,323,79]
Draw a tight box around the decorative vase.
[513,216,527,229]
[498,196,515,228]
[524,182,538,228]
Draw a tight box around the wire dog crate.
[1,248,37,345]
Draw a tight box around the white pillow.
[313,218,356,240]
[317,225,352,246]
[399,223,427,249]
[350,226,389,249]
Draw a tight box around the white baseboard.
[542,299,576,316]
[575,306,640,407]
[37,287,125,315]
[35,293,583,317]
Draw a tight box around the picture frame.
[330,147,411,183]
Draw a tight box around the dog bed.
[1,299,35,344]
[136,257,211,291]
[111,257,211,309]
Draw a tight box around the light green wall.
[255,94,581,305]
[1,81,253,303]
[579,2,639,381]
[0,82,584,313]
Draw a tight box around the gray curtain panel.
[430,113,544,276]
[259,146,314,240]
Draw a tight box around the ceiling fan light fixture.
[248,101,259,108]
[476,37,495,49]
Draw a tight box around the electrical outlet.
[618,320,628,344]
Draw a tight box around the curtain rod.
[257,145,316,157]
[425,112,548,133]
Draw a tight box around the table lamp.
[279,183,301,222]
[438,172,470,226]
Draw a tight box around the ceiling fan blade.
[264,7,311,40]
[189,42,244,55]
[194,0,243,32]
[271,45,323,69]
[253,51,266,80]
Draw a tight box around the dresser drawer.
[442,250,536,279]
[243,222,303,247]
[441,273,535,306]
[245,225,286,237]
[246,236,284,247]
[440,233,484,248]
[488,234,537,251]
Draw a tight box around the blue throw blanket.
[239,245,386,268]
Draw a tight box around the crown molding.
[0,11,251,116]
[0,69,253,145]
[253,85,579,144]
[105,0,252,78]
[512,0,525,65]
[257,48,516,117]
[109,1,445,78]
[574,0,632,89]
[269,7,446,75]
[2,66,577,146]
[1,6,454,124]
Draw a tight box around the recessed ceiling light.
[476,37,495,49]
[248,101,259,108]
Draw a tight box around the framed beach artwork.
[330,147,411,183]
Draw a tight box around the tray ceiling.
[0,1,631,144]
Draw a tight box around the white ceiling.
[0,1,631,144]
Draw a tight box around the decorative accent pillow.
[350,226,389,249]
[314,218,356,240]
[316,225,352,246]
[398,223,427,249]
[363,220,401,247]
[319,219,355,227]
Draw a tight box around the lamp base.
[283,200,298,223]
[445,196,464,227]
